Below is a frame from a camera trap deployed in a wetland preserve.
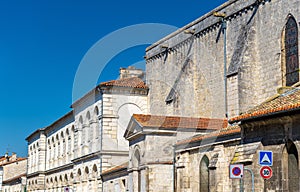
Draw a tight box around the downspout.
[222,18,228,119]
[172,145,176,192]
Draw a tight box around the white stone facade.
[26,68,148,192]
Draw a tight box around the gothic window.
[284,15,299,86]
[77,169,82,181]
[282,142,299,191]
[94,106,100,139]
[133,149,141,191]
[288,144,299,191]
[199,155,209,192]
[84,166,89,180]
[79,116,84,146]
[92,164,98,178]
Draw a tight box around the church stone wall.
[176,143,240,192]
[146,0,300,119]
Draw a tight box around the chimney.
[11,153,17,161]
[119,66,145,80]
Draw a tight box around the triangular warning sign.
[261,154,271,164]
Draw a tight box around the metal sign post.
[244,168,255,192]
[230,165,255,192]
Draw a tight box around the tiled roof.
[230,88,300,123]
[133,114,227,130]
[100,77,148,89]
[0,157,27,166]
[176,125,241,146]
[101,162,128,175]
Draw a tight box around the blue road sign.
[259,151,273,166]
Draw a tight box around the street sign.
[259,150,273,166]
[229,164,244,179]
[260,166,272,179]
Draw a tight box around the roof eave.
[229,107,300,124]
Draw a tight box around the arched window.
[132,149,141,192]
[199,155,209,192]
[64,174,68,185]
[70,172,74,184]
[86,111,92,142]
[54,176,58,186]
[50,177,53,187]
[92,164,98,178]
[79,116,84,146]
[84,166,89,180]
[59,175,63,186]
[282,142,299,191]
[283,15,299,86]
[77,169,82,181]
[94,106,100,140]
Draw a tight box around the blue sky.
[0,0,227,157]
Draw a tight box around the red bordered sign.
[229,164,244,179]
[260,166,272,179]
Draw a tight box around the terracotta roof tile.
[133,114,227,130]
[101,162,128,175]
[176,125,241,146]
[230,88,300,123]
[100,77,148,89]
[0,157,26,166]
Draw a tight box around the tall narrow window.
[200,155,209,192]
[133,149,141,192]
[288,143,299,191]
[282,142,299,191]
[285,15,299,86]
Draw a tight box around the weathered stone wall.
[146,0,300,119]
[103,175,128,192]
[176,142,240,192]
[3,159,27,181]
[147,164,173,192]
[240,114,300,192]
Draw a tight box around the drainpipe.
[222,18,228,119]
[172,145,176,192]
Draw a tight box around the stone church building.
[122,0,300,191]
[25,0,300,191]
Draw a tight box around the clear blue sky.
[0,0,227,157]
